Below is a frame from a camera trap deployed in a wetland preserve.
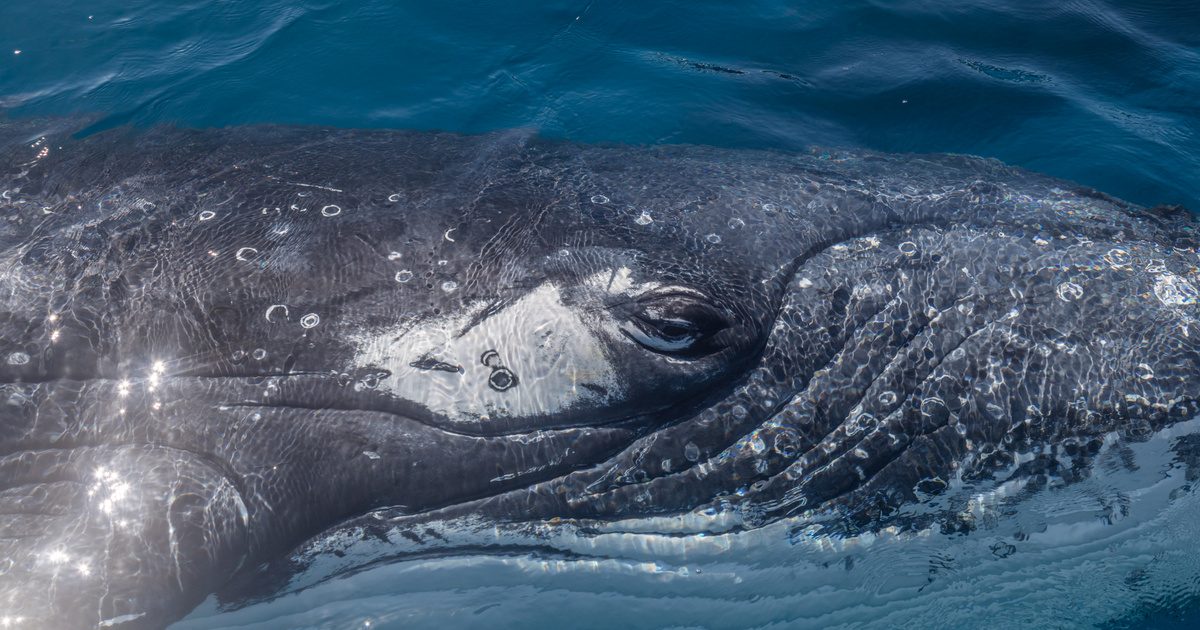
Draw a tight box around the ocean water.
[2,1,1198,210]
[3,1,1200,628]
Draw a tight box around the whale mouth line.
[173,366,716,440]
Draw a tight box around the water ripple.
[1,1,1195,208]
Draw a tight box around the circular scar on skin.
[481,349,518,391]
[488,367,517,391]
[481,349,501,368]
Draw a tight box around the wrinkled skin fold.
[1,117,1198,627]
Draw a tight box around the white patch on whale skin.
[589,266,658,296]
[350,278,631,425]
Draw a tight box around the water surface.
[2,1,1198,208]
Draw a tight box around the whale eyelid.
[593,288,712,314]
[619,290,733,358]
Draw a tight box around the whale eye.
[619,292,731,357]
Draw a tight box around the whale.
[1,117,1199,628]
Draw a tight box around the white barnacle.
[198,210,216,221]
[1057,281,1084,301]
[634,210,653,226]
[265,304,289,323]
[235,247,258,262]
[320,204,342,217]
[300,313,321,328]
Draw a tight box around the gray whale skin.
[2,118,1199,628]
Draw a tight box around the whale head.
[2,122,1199,627]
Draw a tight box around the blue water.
[4,2,1200,628]
[2,1,1198,210]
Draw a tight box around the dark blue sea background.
[3,1,1200,628]
[2,1,1198,210]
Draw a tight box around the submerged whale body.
[1,118,1199,628]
